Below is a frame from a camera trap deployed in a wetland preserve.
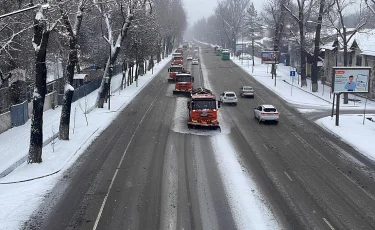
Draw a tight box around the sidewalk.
[0,57,171,230]
[232,57,375,110]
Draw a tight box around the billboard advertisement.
[261,51,280,64]
[236,44,245,52]
[332,67,371,93]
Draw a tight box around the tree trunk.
[121,61,127,89]
[59,16,79,140]
[28,21,50,164]
[299,16,307,87]
[311,0,325,92]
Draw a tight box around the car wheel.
[234,103,237,106]
[275,121,279,125]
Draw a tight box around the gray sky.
[183,0,264,26]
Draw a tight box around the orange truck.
[167,64,184,83]
[172,53,183,65]
[187,87,221,130]
[173,73,194,96]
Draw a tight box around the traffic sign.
[290,71,296,77]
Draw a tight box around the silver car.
[254,105,279,124]
[240,86,254,98]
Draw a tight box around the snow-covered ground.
[0,57,171,230]
[316,114,375,161]
[233,57,375,110]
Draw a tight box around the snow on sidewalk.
[316,114,375,161]
[0,56,171,230]
[232,57,375,110]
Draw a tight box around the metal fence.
[72,78,102,102]
[10,100,28,127]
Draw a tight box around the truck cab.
[173,73,194,96]
[187,88,220,130]
[168,65,184,83]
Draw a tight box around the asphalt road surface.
[24,47,375,230]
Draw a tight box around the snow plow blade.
[168,78,175,83]
[173,90,191,97]
[187,123,221,131]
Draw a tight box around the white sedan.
[187,56,193,60]
[254,105,279,124]
[192,58,199,65]
[220,91,238,105]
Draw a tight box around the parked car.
[187,56,193,60]
[220,91,238,105]
[239,54,252,60]
[239,86,254,98]
[254,105,279,124]
[192,58,199,65]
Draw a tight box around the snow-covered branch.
[283,4,300,23]
[365,0,375,15]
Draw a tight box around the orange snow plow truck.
[167,65,184,83]
[187,87,221,130]
[173,73,194,96]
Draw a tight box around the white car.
[192,58,199,65]
[220,92,238,105]
[254,105,279,124]
[187,56,193,60]
[240,86,254,98]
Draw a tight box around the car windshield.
[264,108,276,112]
[243,87,253,90]
[226,93,235,97]
[192,100,216,110]
[176,76,191,82]
[170,67,182,72]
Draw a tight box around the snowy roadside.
[232,57,375,110]
[0,56,171,230]
[200,49,281,229]
[316,114,375,161]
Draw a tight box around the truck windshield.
[170,67,182,72]
[174,57,183,60]
[176,76,191,82]
[192,100,216,110]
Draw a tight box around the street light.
[0,3,50,20]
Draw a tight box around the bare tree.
[58,0,89,140]
[95,0,139,108]
[328,0,368,103]
[215,0,250,52]
[28,3,60,163]
[284,0,318,87]
[365,0,375,15]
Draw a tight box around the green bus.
[222,51,230,60]
[216,48,222,56]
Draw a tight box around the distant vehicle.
[219,91,238,105]
[239,54,252,60]
[192,58,199,65]
[239,86,254,98]
[254,105,279,124]
[187,56,193,60]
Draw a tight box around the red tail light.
[261,112,266,115]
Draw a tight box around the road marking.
[254,92,265,103]
[263,144,268,150]
[284,171,293,182]
[92,83,165,230]
[323,218,335,230]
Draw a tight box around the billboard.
[261,51,280,64]
[332,67,371,93]
[236,44,245,52]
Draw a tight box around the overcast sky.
[182,0,264,26]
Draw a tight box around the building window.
[356,55,362,66]
[365,56,369,66]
